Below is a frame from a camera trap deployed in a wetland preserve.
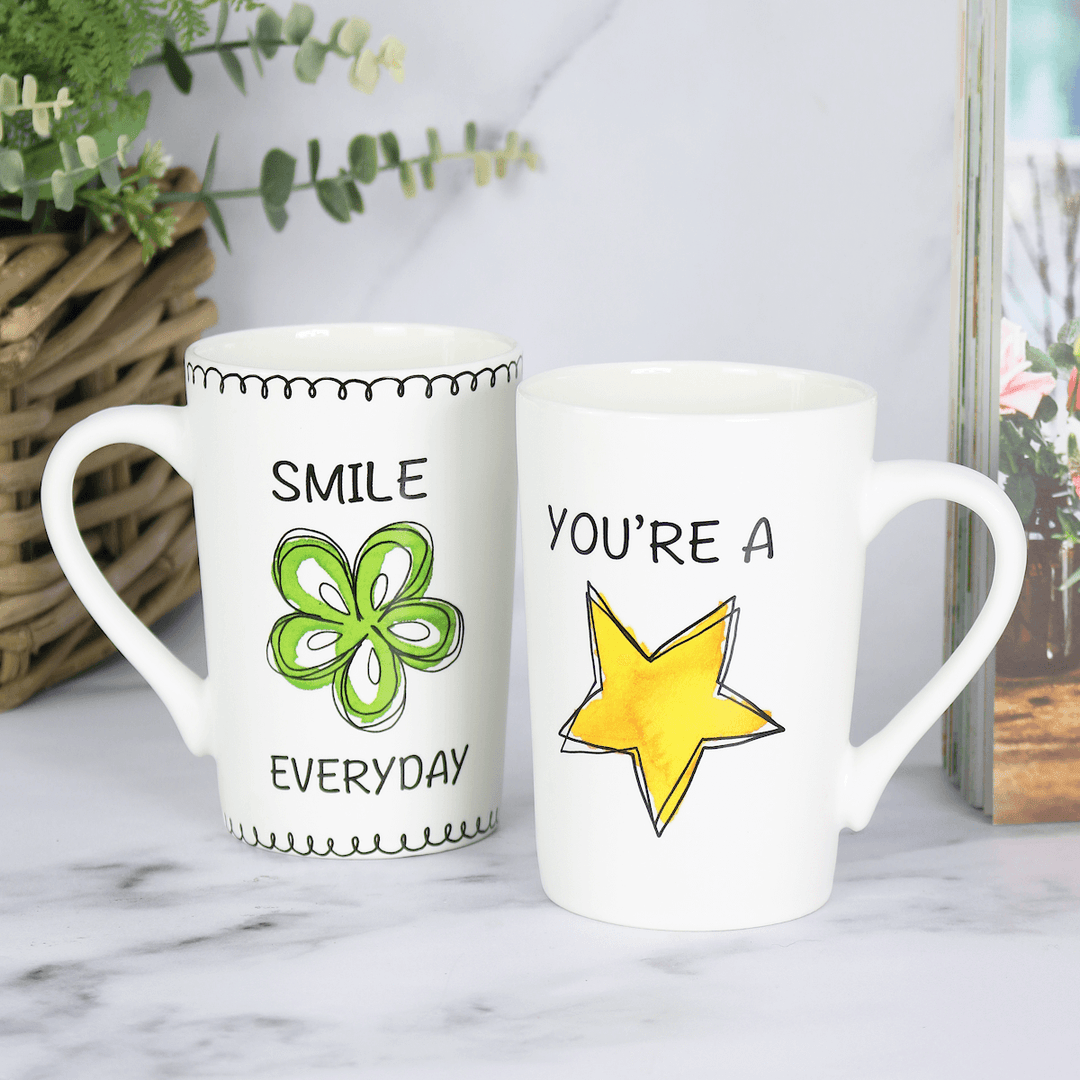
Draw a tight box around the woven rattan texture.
[0,168,215,710]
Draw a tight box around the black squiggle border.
[186,361,520,401]
[224,809,498,856]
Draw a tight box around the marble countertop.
[2,599,1080,1080]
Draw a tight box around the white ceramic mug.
[42,324,519,858]
[517,361,1025,929]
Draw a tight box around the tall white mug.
[42,324,519,858]
[517,362,1025,930]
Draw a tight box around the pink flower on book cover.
[1000,318,1055,417]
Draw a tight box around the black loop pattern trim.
[187,361,520,401]
[225,809,498,856]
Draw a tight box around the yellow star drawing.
[561,584,782,835]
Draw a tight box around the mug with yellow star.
[518,361,1025,930]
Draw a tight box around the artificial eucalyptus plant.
[0,0,537,258]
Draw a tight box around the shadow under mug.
[41,324,520,858]
[517,361,1025,930]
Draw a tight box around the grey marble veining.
[2,597,1080,1079]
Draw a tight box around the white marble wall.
[132,0,958,757]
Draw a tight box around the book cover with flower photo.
[948,0,1080,822]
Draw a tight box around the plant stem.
[151,151,485,203]
[135,39,288,68]
[156,183,264,201]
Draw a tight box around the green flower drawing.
[267,523,463,731]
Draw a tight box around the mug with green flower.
[267,522,463,732]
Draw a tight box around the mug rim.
[186,322,520,377]
[517,360,877,418]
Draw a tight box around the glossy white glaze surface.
[517,371,1024,930]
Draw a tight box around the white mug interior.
[187,323,519,374]
[518,360,875,416]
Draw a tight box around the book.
[947,0,1080,822]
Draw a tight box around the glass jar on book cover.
[998,317,1080,676]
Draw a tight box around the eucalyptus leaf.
[30,106,50,138]
[20,179,38,221]
[98,157,121,193]
[426,128,442,160]
[379,131,400,167]
[348,134,378,183]
[58,141,80,173]
[464,121,477,152]
[248,30,265,77]
[0,73,16,112]
[398,161,416,199]
[220,49,246,94]
[308,138,320,182]
[474,151,492,186]
[162,39,193,95]
[202,195,232,250]
[0,148,25,194]
[316,177,351,222]
[420,158,435,191]
[50,169,74,212]
[76,135,100,168]
[215,0,229,44]
[255,8,284,57]
[336,17,370,56]
[326,17,348,55]
[343,179,363,213]
[283,3,315,45]
[295,37,328,83]
[264,201,288,231]
[349,50,379,93]
[260,147,297,207]
[203,134,220,192]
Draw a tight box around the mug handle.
[40,404,210,756]
[841,460,1026,831]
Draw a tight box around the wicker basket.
[0,167,216,710]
